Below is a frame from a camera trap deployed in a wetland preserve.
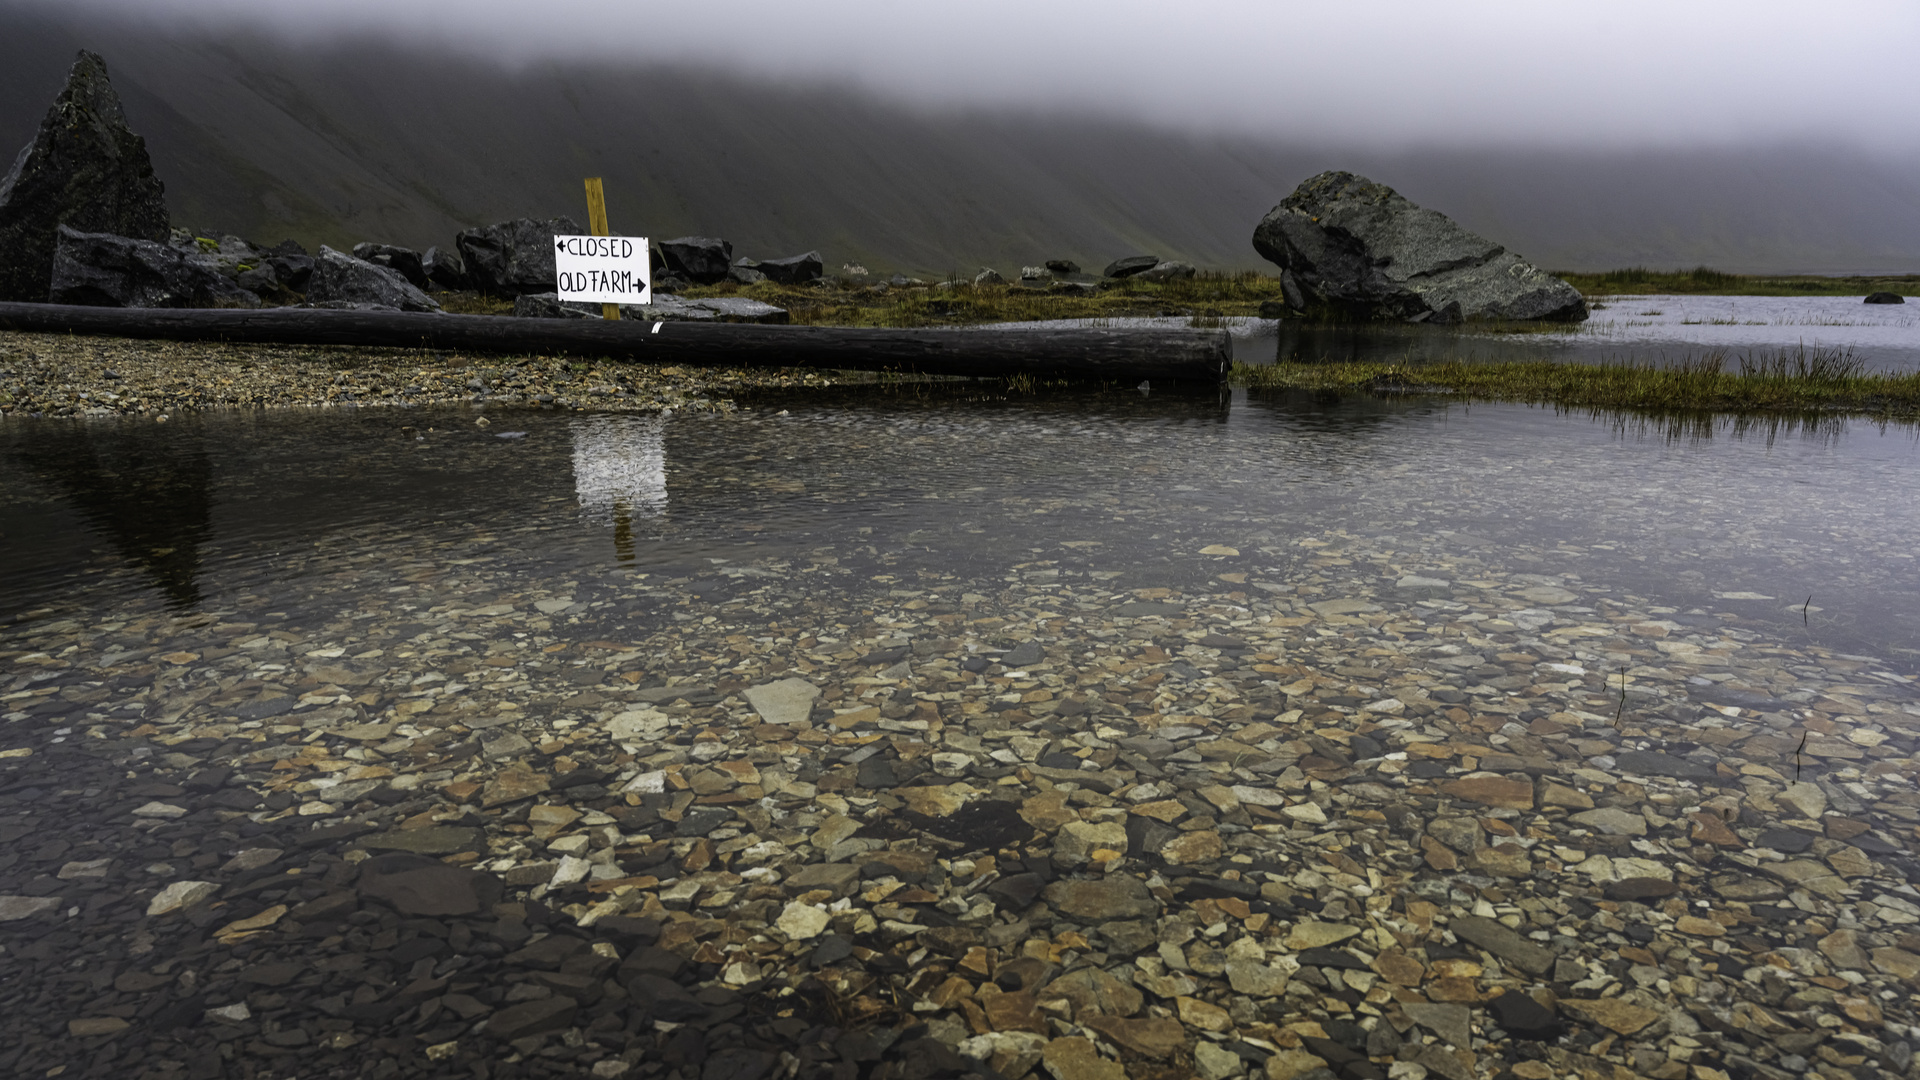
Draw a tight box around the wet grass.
[1232,345,1920,418]
[1557,265,1920,298]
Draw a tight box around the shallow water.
[5,389,1919,667]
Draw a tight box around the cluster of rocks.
[1252,172,1588,324]
[969,257,1197,293]
[3,505,1917,1080]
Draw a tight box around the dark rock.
[422,245,467,290]
[1604,877,1681,902]
[1756,829,1816,854]
[1615,749,1716,781]
[1135,260,1196,283]
[625,973,711,1022]
[1488,990,1561,1039]
[757,250,824,285]
[728,264,767,285]
[702,1048,779,1080]
[1450,915,1554,974]
[1864,291,1905,304]
[513,292,598,319]
[486,995,577,1041]
[356,853,501,916]
[48,225,260,308]
[455,216,584,296]
[306,246,441,312]
[351,243,428,290]
[1001,642,1044,667]
[1042,876,1159,921]
[1045,260,1080,275]
[658,236,734,285]
[1103,256,1160,279]
[1252,171,1587,322]
[986,872,1045,910]
[857,757,899,788]
[0,51,170,302]
[258,254,313,293]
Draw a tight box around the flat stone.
[776,901,831,940]
[1871,947,1920,979]
[1042,1036,1127,1080]
[487,995,578,1041]
[1517,586,1578,604]
[1043,877,1159,921]
[1284,921,1361,950]
[1450,915,1553,975]
[1054,821,1128,868]
[1194,1042,1243,1080]
[1615,750,1716,781]
[1572,807,1647,837]
[357,853,498,917]
[1487,990,1559,1038]
[1160,830,1224,865]
[481,765,549,805]
[744,678,819,725]
[1226,959,1294,997]
[0,895,61,921]
[1441,777,1533,810]
[1177,995,1232,1032]
[1819,928,1870,970]
[68,1017,130,1037]
[1039,967,1143,1017]
[146,880,218,916]
[1081,1016,1186,1059]
[1282,802,1328,825]
[1561,997,1660,1035]
[784,863,860,898]
[1537,780,1594,810]
[1756,829,1815,853]
[1265,1049,1331,1080]
[1777,781,1828,820]
[1607,877,1683,902]
[1403,1002,1471,1048]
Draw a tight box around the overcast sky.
[26,0,1920,152]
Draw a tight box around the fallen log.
[0,302,1229,383]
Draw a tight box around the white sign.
[554,235,651,305]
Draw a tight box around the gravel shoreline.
[0,331,838,419]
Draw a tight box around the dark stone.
[1487,990,1561,1039]
[486,995,577,1041]
[1115,601,1183,617]
[505,935,585,970]
[675,808,733,837]
[1252,171,1586,322]
[625,973,711,1022]
[455,216,584,296]
[1045,260,1080,275]
[756,250,824,285]
[351,243,428,290]
[1756,830,1816,854]
[857,757,899,789]
[906,798,1033,851]
[658,236,734,285]
[356,853,501,916]
[811,935,854,966]
[1864,292,1905,305]
[1606,877,1681,902]
[1103,256,1160,279]
[702,1048,779,1080]
[422,245,467,290]
[1450,915,1554,974]
[305,246,440,312]
[0,51,170,302]
[1615,749,1717,782]
[729,264,767,285]
[1001,642,1044,667]
[858,647,910,666]
[1178,877,1261,901]
[513,292,598,319]
[48,226,260,308]
[985,872,1044,910]
[1134,260,1196,283]
[1298,948,1370,971]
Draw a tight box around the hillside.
[2,7,1917,276]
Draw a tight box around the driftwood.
[0,302,1230,383]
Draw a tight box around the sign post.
[556,177,650,316]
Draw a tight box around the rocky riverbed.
[3,504,1917,1080]
[0,331,836,418]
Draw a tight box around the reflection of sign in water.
[571,415,665,561]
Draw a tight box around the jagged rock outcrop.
[658,237,734,285]
[455,217,583,296]
[756,250,823,285]
[305,246,440,312]
[0,51,171,302]
[1253,171,1587,323]
[48,225,260,308]
[352,243,429,290]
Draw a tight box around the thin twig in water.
[1615,666,1628,727]
[1795,730,1809,781]
[1804,594,1813,627]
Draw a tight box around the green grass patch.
[1231,346,1920,418]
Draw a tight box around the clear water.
[5,387,1919,669]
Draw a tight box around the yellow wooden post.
[583,177,621,321]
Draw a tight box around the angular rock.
[1081,1016,1185,1059]
[1043,1036,1127,1080]
[487,995,578,1041]
[745,678,819,725]
[1572,807,1647,837]
[1134,260,1196,283]
[1487,990,1560,1038]
[1560,997,1659,1035]
[1615,749,1716,781]
[1102,256,1160,279]
[1441,776,1534,810]
[356,853,500,917]
[1777,781,1828,820]
[359,826,483,855]
[1042,877,1158,921]
[1251,171,1586,322]
[49,226,260,308]
[351,243,429,290]
[306,246,440,312]
[0,895,61,921]
[423,245,468,290]
[147,880,218,916]
[1402,1003,1471,1049]
[1054,821,1128,868]
[757,250,824,285]
[1450,915,1553,974]
[657,236,733,285]
[455,216,584,296]
[0,51,170,302]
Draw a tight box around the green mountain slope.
[2,8,1916,276]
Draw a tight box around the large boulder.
[1103,255,1160,279]
[49,225,259,308]
[352,243,428,290]
[657,237,734,284]
[305,246,440,312]
[0,51,171,302]
[1864,291,1905,305]
[1254,171,1586,322]
[455,217,583,296]
[756,250,823,285]
[422,246,467,291]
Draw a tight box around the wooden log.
[0,302,1229,383]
